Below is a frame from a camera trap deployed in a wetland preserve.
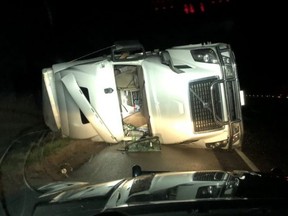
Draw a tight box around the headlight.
[222,55,235,78]
[222,56,231,64]
[224,65,234,78]
[231,122,241,144]
[191,48,218,64]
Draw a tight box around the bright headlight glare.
[191,49,218,64]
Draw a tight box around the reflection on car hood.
[35,169,288,213]
[38,179,125,202]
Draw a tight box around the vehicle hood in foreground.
[33,169,288,216]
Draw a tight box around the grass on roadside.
[1,134,72,172]
[26,136,71,166]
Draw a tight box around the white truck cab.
[42,40,244,150]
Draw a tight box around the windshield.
[1,1,287,216]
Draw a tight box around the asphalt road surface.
[0,130,258,216]
[69,142,257,184]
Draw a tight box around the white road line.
[235,148,260,172]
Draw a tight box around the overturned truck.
[42,41,245,150]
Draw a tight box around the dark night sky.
[1,0,287,96]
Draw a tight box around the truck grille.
[189,78,223,132]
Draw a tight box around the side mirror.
[160,51,184,74]
[111,40,146,61]
[160,51,171,66]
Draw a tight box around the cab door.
[91,60,124,142]
[61,60,124,143]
